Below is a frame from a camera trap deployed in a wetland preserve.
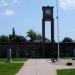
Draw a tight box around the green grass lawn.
[57,69,75,75]
[0,63,24,75]
[12,58,28,62]
[0,58,28,62]
[60,57,75,59]
[0,58,28,75]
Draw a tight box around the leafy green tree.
[36,34,42,40]
[27,29,51,42]
[9,28,17,42]
[9,34,16,42]
[27,30,37,41]
[12,28,15,36]
[62,37,73,43]
[0,35,9,42]
[14,35,27,42]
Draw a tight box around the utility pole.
[56,0,60,60]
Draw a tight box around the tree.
[27,30,37,41]
[0,35,9,42]
[62,37,73,43]
[14,35,27,42]
[9,28,17,42]
[12,28,15,37]
[36,34,42,40]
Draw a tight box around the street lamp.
[56,0,60,60]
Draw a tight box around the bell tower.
[42,6,54,57]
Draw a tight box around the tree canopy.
[0,35,9,42]
[61,37,73,43]
[0,28,74,43]
[26,30,37,41]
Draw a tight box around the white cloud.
[3,9,15,16]
[60,0,75,9]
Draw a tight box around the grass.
[60,57,75,59]
[0,63,24,75]
[0,58,28,75]
[0,58,28,62]
[12,58,28,62]
[57,69,75,75]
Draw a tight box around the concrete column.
[51,18,54,43]
[42,19,45,58]
[7,48,12,63]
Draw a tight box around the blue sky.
[0,0,75,42]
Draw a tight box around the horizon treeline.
[0,28,74,43]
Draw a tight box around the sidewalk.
[16,59,57,75]
[16,59,75,75]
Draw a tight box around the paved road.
[16,59,57,75]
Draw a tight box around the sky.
[0,0,75,42]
